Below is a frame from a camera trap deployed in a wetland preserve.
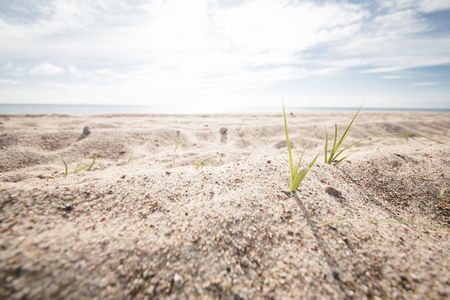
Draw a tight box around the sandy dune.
[0,112,449,299]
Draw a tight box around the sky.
[0,0,450,110]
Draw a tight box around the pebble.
[78,126,91,140]
[173,273,183,286]
[325,185,342,198]
[98,278,108,288]
[274,140,294,149]
[220,127,228,143]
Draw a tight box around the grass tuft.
[193,158,209,169]
[439,187,449,208]
[283,105,319,192]
[324,107,361,165]
[65,151,100,175]
[173,141,182,152]
[323,106,442,166]
[62,159,68,177]
[86,151,99,171]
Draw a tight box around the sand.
[0,112,449,299]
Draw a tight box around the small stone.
[78,126,91,140]
[99,277,108,288]
[173,273,183,286]
[61,204,73,212]
[240,258,251,268]
[325,185,342,198]
[82,126,91,135]
[220,127,228,143]
[332,270,340,280]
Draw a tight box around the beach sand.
[0,112,449,299]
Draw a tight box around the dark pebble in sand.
[325,185,342,198]
[78,126,91,140]
[61,205,73,212]
[332,270,340,280]
[219,127,228,135]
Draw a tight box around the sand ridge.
[0,112,449,299]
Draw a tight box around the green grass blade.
[296,149,305,169]
[335,107,360,151]
[308,153,319,168]
[283,105,317,192]
[328,124,339,162]
[62,159,68,176]
[283,105,293,173]
[291,168,308,191]
[332,137,368,162]
[74,164,87,173]
[334,153,351,166]
[87,152,99,171]
[331,124,338,155]
[324,106,361,165]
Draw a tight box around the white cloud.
[378,0,450,13]
[1,0,448,78]
[419,0,450,12]
[0,0,449,108]
[412,81,440,86]
[381,75,406,79]
[0,78,20,84]
[29,63,64,75]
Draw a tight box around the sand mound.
[0,149,46,172]
[342,148,449,224]
[0,112,449,299]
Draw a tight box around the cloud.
[0,0,449,108]
[0,78,19,84]
[378,0,450,13]
[412,81,440,86]
[1,0,449,78]
[29,63,64,75]
[380,75,406,79]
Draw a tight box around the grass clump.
[86,151,99,171]
[324,107,361,165]
[323,106,442,166]
[173,141,183,152]
[62,151,100,176]
[283,105,318,192]
[75,152,99,173]
[193,158,209,169]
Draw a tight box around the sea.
[0,104,449,115]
